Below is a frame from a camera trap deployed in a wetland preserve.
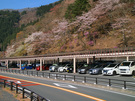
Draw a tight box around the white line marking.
[53,83,77,89]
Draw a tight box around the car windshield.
[49,67,52,69]
[120,62,131,66]
[66,64,70,66]
[59,64,64,67]
[52,64,57,66]
[84,64,88,67]
[93,65,102,68]
[107,64,117,68]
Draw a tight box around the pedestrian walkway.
[0,85,19,101]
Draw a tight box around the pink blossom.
[60,44,66,50]
[88,41,94,46]
[114,46,118,48]
[74,39,78,43]
[84,32,89,36]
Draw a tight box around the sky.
[0,0,59,10]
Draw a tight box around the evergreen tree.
[65,0,90,20]
[0,10,20,51]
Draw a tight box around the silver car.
[49,64,59,72]
[89,64,108,75]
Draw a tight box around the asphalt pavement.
[0,85,19,101]
[0,72,135,101]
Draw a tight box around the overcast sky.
[0,0,59,10]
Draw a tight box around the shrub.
[21,11,27,15]
[65,0,90,20]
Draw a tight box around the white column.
[73,57,76,73]
[87,58,89,64]
[28,60,30,64]
[126,56,129,61]
[19,60,21,69]
[59,58,63,62]
[6,60,8,69]
[43,59,45,64]
[40,58,42,71]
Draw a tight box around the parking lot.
[1,60,135,81]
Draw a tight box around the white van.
[119,61,135,76]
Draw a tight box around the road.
[1,67,135,81]
[0,72,135,101]
[1,68,135,91]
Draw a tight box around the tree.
[0,10,20,51]
[65,0,90,20]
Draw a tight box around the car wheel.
[99,70,102,74]
[132,71,135,76]
[86,70,89,74]
[113,71,116,75]
[55,69,57,72]
[63,69,66,72]
[58,70,60,72]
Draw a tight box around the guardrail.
[0,75,49,101]
[0,68,135,91]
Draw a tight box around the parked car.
[8,63,19,68]
[44,64,52,70]
[78,64,91,74]
[32,63,40,69]
[67,64,79,73]
[36,64,52,71]
[36,65,44,71]
[67,65,74,73]
[21,64,35,70]
[119,61,135,76]
[49,64,59,72]
[0,62,6,67]
[102,63,120,75]
[89,64,109,75]
[76,62,86,69]
[58,64,71,72]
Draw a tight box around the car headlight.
[107,70,111,73]
[81,69,85,71]
[127,69,130,71]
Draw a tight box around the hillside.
[3,0,135,57]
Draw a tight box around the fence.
[0,68,135,91]
[0,76,48,101]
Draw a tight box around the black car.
[67,67,73,73]
[78,64,90,74]
[89,63,111,75]
[8,63,19,68]
[67,65,78,73]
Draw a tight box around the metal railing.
[0,47,135,59]
[0,68,135,91]
[0,76,48,101]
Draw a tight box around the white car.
[102,63,120,75]
[119,61,135,76]
[49,64,58,72]
[58,64,71,72]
